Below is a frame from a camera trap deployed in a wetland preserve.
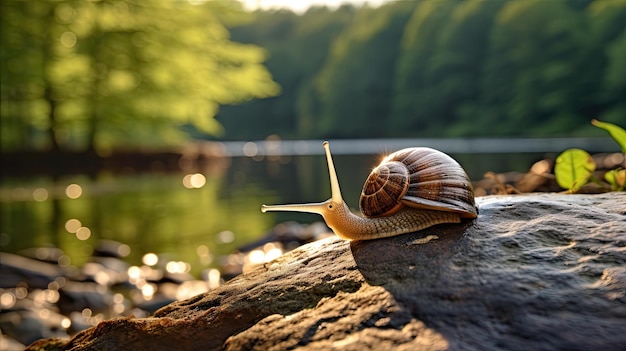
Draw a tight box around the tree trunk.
[42,5,61,153]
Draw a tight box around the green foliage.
[593,119,626,191]
[605,169,625,191]
[0,0,279,153]
[3,0,626,144]
[314,1,416,137]
[555,119,626,192]
[555,148,596,192]
[217,5,357,140]
[468,0,591,136]
[391,0,460,136]
[214,0,625,141]
[591,119,626,153]
[392,0,504,136]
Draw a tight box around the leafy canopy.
[0,0,279,153]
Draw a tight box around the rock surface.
[27,193,626,351]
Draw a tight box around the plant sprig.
[554,119,625,192]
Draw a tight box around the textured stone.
[27,193,626,351]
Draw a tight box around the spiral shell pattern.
[360,161,409,217]
[359,147,477,219]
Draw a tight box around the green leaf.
[605,169,625,191]
[555,149,596,192]
[591,119,626,154]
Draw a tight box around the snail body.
[261,142,477,240]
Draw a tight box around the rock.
[26,193,626,351]
[0,332,27,351]
[0,253,66,289]
[237,221,331,253]
[18,247,66,265]
[92,240,130,259]
[0,309,69,346]
[57,282,112,316]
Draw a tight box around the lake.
[0,138,616,277]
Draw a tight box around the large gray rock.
[27,193,626,351]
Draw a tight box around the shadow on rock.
[351,194,626,351]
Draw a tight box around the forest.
[1,0,625,154]
[218,0,626,140]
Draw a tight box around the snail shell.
[360,148,477,218]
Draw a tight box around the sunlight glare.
[127,266,141,281]
[190,173,206,188]
[248,249,265,265]
[265,247,283,262]
[141,283,156,300]
[65,219,82,233]
[65,184,83,199]
[183,173,206,188]
[0,293,16,309]
[207,268,221,289]
[165,261,190,274]
[75,227,91,240]
[176,281,209,301]
[239,0,388,13]
[142,253,159,266]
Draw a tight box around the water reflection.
[0,171,277,275]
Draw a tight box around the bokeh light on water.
[182,173,207,189]
[75,227,91,241]
[65,184,82,199]
[142,253,159,266]
[65,219,82,233]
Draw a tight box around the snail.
[261,141,478,240]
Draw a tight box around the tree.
[0,0,279,153]
[314,1,416,138]
[216,5,356,140]
[461,0,590,136]
[588,0,626,125]
[1,2,55,150]
[600,29,626,123]
[391,0,507,137]
[390,0,460,137]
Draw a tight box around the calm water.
[0,149,552,277]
